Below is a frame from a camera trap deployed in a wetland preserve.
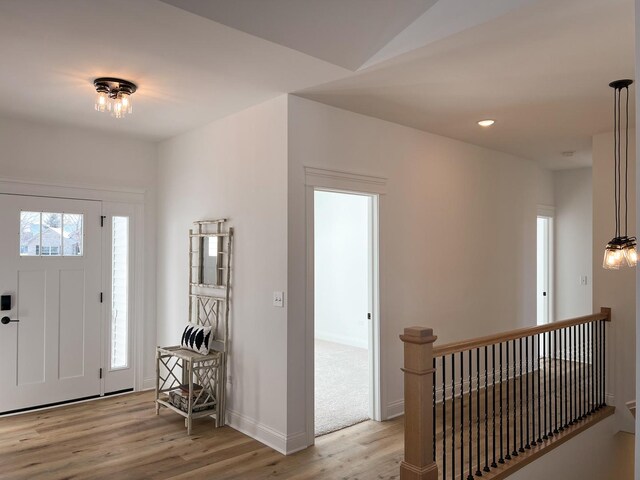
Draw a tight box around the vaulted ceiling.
[0,0,634,168]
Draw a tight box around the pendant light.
[603,79,636,269]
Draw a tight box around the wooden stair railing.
[400,308,613,480]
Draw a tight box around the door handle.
[1,316,18,325]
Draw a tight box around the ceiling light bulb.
[478,119,495,127]
[120,92,132,114]
[95,91,109,112]
[111,95,125,119]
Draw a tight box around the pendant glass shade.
[111,93,125,119]
[603,237,624,269]
[623,236,638,267]
[94,91,110,112]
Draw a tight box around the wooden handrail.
[433,307,611,358]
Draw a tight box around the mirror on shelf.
[200,235,223,286]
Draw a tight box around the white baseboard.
[226,409,308,455]
[386,399,404,420]
[284,430,309,455]
[141,377,155,391]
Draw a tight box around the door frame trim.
[0,177,146,393]
[304,166,387,447]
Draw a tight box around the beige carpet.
[314,339,369,436]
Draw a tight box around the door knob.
[1,316,18,325]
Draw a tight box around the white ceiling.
[296,0,636,169]
[0,0,635,168]
[0,0,349,140]
[159,0,437,70]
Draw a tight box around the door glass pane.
[41,213,62,256]
[20,212,41,256]
[111,216,129,369]
[62,213,83,256]
[19,211,83,257]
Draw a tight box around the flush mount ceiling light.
[94,77,137,119]
[603,79,636,269]
[477,119,495,127]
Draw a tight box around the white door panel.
[0,194,102,412]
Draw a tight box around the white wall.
[287,96,555,441]
[593,131,636,434]
[554,167,593,320]
[0,116,158,387]
[156,96,291,452]
[635,5,640,475]
[314,191,369,349]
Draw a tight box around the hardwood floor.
[0,392,405,480]
[0,389,614,480]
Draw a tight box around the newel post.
[399,327,438,480]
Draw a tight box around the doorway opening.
[313,189,378,436]
[537,215,553,325]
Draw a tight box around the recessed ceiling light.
[478,119,495,127]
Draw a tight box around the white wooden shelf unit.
[155,219,233,434]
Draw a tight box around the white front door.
[0,194,102,413]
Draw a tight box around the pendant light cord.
[614,87,619,238]
[625,86,629,237]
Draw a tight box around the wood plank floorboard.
[0,388,613,480]
[0,392,404,480]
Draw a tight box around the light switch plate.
[273,291,284,307]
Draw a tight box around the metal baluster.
[442,356,446,479]
[569,325,574,425]
[580,323,587,419]
[604,320,608,406]
[601,321,605,407]
[468,349,474,480]
[519,337,524,453]
[476,348,482,477]
[452,354,456,480]
[505,341,511,461]
[586,323,590,415]
[556,330,564,432]
[578,324,582,420]
[576,325,580,421]
[594,322,602,410]
[560,328,569,429]
[537,333,542,444]
[512,339,518,457]
[560,328,565,430]
[484,346,490,473]
[530,335,536,447]
[525,336,531,449]
[543,331,548,440]
[589,322,596,413]
[499,342,505,464]
[491,344,497,468]
[461,351,465,479]
[433,357,436,462]
[553,330,558,435]
[546,330,552,438]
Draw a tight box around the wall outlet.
[579,275,588,286]
[227,375,233,385]
[273,291,284,307]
